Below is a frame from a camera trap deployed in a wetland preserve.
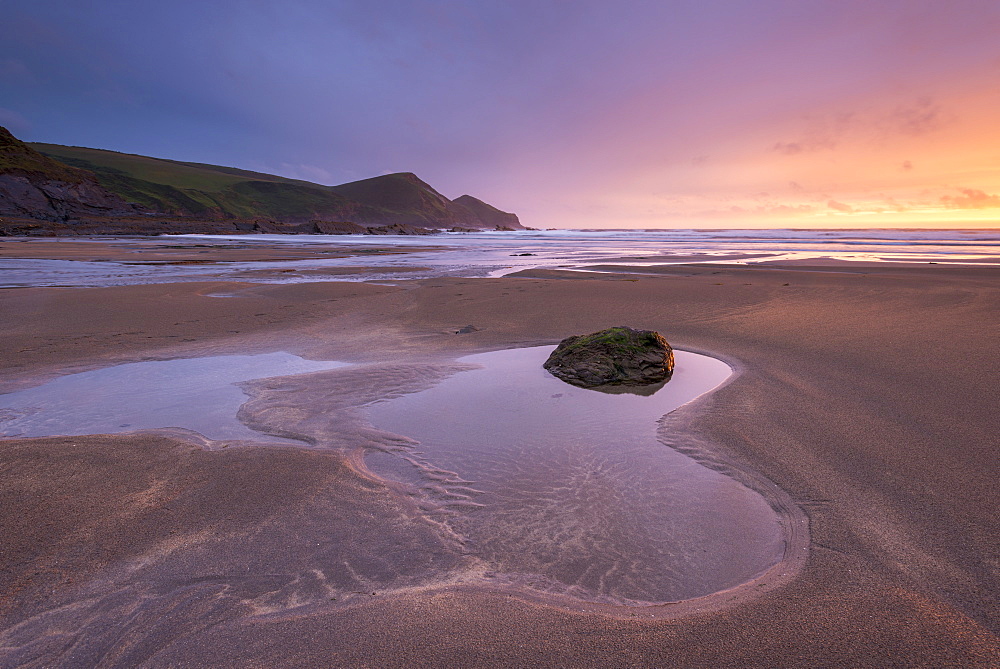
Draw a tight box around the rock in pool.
[543,326,674,388]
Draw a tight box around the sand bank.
[1,257,998,666]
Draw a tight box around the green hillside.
[453,194,521,229]
[329,172,450,212]
[2,130,91,183]
[328,172,476,228]
[30,143,362,220]
[18,139,521,228]
[31,144,304,190]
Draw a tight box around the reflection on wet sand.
[0,353,345,444]
[239,346,785,605]
[0,344,787,607]
[365,347,782,604]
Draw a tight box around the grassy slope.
[30,144,302,191]
[328,172,466,227]
[329,173,447,211]
[1,131,91,184]
[29,144,480,226]
[31,143,366,220]
[453,194,519,228]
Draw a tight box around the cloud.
[771,112,855,155]
[766,204,815,215]
[885,98,946,137]
[773,142,804,155]
[940,188,1000,209]
[772,100,950,157]
[901,160,913,171]
[880,196,909,212]
[827,200,854,213]
[698,203,815,218]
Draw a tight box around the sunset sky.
[3,1,999,229]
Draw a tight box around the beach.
[1,241,998,666]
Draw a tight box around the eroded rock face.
[543,326,674,388]
[0,174,139,221]
[312,220,367,235]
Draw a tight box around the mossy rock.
[543,326,673,388]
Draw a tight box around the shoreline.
[1,340,808,618]
[1,253,998,666]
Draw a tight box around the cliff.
[0,127,140,222]
[0,127,524,234]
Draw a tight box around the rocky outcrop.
[0,174,139,221]
[0,215,270,237]
[543,327,674,388]
[364,223,439,235]
[0,126,140,222]
[310,220,440,236]
[312,220,368,235]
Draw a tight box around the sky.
[2,0,999,229]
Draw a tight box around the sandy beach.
[1,244,998,666]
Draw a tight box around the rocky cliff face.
[0,174,140,221]
[0,126,140,222]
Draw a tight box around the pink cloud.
[771,100,950,158]
[940,188,1000,209]
[771,112,855,155]
[884,98,947,137]
[773,142,804,155]
[698,203,815,218]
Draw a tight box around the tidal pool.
[0,352,345,443]
[0,345,787,606]
[365,346,785,604]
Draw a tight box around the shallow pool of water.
[364,346,785,604]
[0,352,346,443]
[0,345,787,606]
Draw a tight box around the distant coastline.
[0,125,524,236]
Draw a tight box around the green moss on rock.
[543,326,674,388]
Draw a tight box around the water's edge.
[0,346,809,617]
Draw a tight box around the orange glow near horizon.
[6,2,1000,230]
[494,60,1000,230]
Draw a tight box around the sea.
[1,228,998,288]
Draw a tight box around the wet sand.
[0,238,444,263]
[1,255,998,666]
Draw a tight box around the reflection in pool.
[365,346,785,604]
[0,352,345,444]
[0,345,787,606]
